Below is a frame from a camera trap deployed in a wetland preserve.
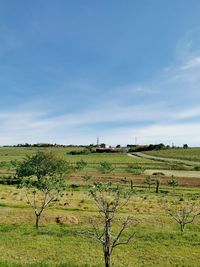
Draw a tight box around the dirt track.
[129,152,200,166]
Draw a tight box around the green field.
[143,148,200,162]
[0,147,199,266]
[0,184,200,267]
[0,147,195,177]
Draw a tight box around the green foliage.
[68,149,93,155]
[81,174,92,182]
[15,151,69,228]
[75,160,87,171]
[0,161,10,168]
[193,166,200,171]
[98,161,114,174]
[144,176,155,190]
[168,178,178,188]
[0,175,21,186]
[19,174,66,193]
[128,143,166,152]
[16,151,71,180]
[126,163,143,174]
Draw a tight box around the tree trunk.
[104,205,111,267]
[180,223,185,233]
[131,180,133,190]
[35,214,41,229]
[104,250,111,267]
[156,181,159,193]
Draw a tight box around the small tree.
[75,159,87,171]
[16,151,70,228]
[145,176,155,191]
[98,161,114,174]
[168,177,178,191]
[83,183,136,267]
[163,200,200,232]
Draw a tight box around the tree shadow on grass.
[0,223,77,238]
[0,261,101,267]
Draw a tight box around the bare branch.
[112,231,136,249]
[89,218,105,241]
[79,230,105,244]
[163,200,200,232]
[111,216,135,252]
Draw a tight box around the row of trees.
[127,143,189,152]
[144,176,178,192]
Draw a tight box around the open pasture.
[0,148,199,266]
[0,147,168,177]
[1,147,200,187]
[0,184,199,267]
[143,148,200,162]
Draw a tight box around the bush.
[0,176,22,185]
[75,160,87,171]
[98,161,114,173]
[193,166,200,171]
[68,149,91,155]
[126,164,143,174]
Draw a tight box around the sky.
[1,0,200,146]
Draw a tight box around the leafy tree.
[83,183,136,267]
[168,177,178,190]
[16,151,70,180]
[75,159,87,171]
[183,144,188,149]
[98,161,114,174]
[144,176,155,191]
[16,151,71,228]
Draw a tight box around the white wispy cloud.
[0,99,200,146]
[181,56,200,70]
[1,34,200,146]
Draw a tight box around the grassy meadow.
[0,147,199,266]
[143,147,200,162]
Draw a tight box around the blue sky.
[1,0,200,146]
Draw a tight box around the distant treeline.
[127,143,189,152]
[4,143,95,148]
[2,143,189,151]
[67,148,96,155]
